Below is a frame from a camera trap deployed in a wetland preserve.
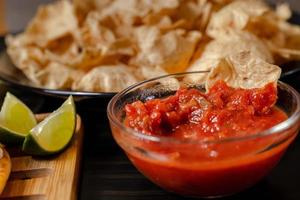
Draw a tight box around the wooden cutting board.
[0,114,84,200]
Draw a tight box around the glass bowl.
[107,71,300,198]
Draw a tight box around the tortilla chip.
[46,47,100,71]
[73,0,112,24]
[246,15,300,61]
[186,31,273,83]
[177,0,215,31]
[80,11,135,55]
[42,11,136,71]
[72,65,138,92]
[25,0,79,47]
[135,65,180,90]
[136,65,168,80]
[73,0,112,13]
[201,31,273,62]
[267,21,300,60]
[206,51,281,90]
[5,38,48,84]
[146,0,179,13]
[5,34,31,48]
[47,45,133,72]
[93,0,179,28]
[36,62,84,89]
[143,14,172,29]
[81,12,116,48]
[276,3,292,20]
[132,26,201,73]
[159,18,190,33]
[185,59,219,85]
[207,0,300,62]
[44,38,82,66]
[200,2,213,30]
[206,0,269,39]
[269,47,300,60]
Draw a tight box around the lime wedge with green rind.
[0,92,36,145]
[22,96,76,155]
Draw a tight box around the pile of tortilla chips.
[5,0,300,92]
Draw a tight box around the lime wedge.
[22,96,76,155]
[0,92,36,145]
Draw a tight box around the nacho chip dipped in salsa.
[108,69,300,197]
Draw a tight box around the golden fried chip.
[200,31,273,62]
[72,65,138,92]
[46,44,133,72]
[44,36,82,66]
[80,11,116,48]
[184,59,219,85]
[46,47,101,71]
[186,31,273,83]
[207,0,300,62]
[25,0,79,47]
[94,0,179,27]
[145,17,190,33]
[73,0,112,24]
[42,11,136,71]
[36,62,84,89]
[5,36,48,65]
[200,1,213,30]
[132,26,201,73]
[5,38,48,84]
[73,0,112,13]
[80,11,135,55]
[6,34,84,90]
[206,0,269,39]
[136,65,168,80]
[269,47,300,60]
[146,0,179,13]
[276,3,292,20]
[206,51,281,90]
[5,34,31,48]
[264,21,300,60]
[143,14,172,28]
[176,0,213,31]
[135,65,180,91]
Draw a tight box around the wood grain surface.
[0,114,83,200]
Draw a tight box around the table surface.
[0,1,300,200]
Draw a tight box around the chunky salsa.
[121,81,293,197]
[124,81,286,140]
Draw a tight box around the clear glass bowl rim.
[107,71,300,145]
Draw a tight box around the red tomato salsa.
[124,81,286,140]
[121,81,293,197]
